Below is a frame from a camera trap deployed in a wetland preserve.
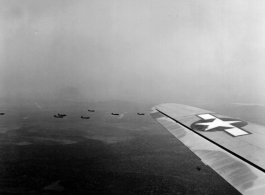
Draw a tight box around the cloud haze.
[1,0,265,104]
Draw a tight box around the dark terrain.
[0,100,249,194]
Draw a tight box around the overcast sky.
[1,0,265,104]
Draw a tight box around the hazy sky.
[1,0,265,104]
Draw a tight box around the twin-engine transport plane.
[81,116,90,119]
[150,103,265,195]
[54,115,63,118]
[111,113,119,116]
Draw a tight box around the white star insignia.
[196,118,241,131]
[195,114,250,137]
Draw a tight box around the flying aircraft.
[54,115,63,118]
[58,114,66,117]
[81,116,90,119]
[111,113,119,116]
[150,103,265,195]
[88,109,95,112]
[137,113,145,115]
[0,113,4,115]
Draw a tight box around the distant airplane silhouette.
[88,110,95,112]
[81,116,90,119]
[111,113,119,116]
[54,115,63,118]
[0,113,5,115]
[58,114,66,117]
[137,113,145,115]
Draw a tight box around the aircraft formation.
[52,110,145,119]
[0,110,145,119]
[0,109,97,119]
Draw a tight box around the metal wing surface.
[150,103,265,195]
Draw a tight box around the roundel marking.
[190,114,249,137]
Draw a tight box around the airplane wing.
[150,103,265,195]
